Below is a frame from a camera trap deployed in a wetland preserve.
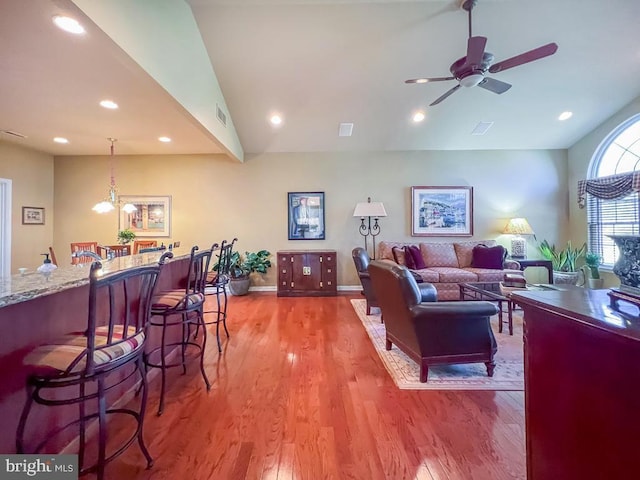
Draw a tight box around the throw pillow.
[405,245,426,270]
[391,246,406,265]
[471,244,507,269]
[402,246,416,269]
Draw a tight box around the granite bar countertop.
[0,249,190,308]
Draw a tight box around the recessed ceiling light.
[158,136,171,143]
[270,114,283,126]
[53,137,69,144]
[412,111,426,123]
[53,15,85,35]
[99,100,118,110]
[558,111,573,121]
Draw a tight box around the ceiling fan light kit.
[406,0,558,106]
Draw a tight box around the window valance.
[577,171,640,208]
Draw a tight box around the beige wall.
[567,95,640,288]
[54,149,567,287]
[0,141,54,272]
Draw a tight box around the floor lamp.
[353,197,387,259]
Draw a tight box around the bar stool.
[16,253,172,480]
[205,238,237,352]
[145,245,214,415]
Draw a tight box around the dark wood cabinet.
[277,250,337,297]
[512,288,640,479]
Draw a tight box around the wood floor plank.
[102,293,525,479]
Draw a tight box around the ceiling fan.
[405,0,558,106]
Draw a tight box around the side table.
[511,258,553,284]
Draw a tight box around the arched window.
[587,114,640,266]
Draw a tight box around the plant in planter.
[582,251,604,289]
[539,240,587,284]
[227,250,272,296]
[117,229,136,245]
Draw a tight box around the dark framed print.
[288,192,325,240]
[411,186,473,236]
[22,206,45,225]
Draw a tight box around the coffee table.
[459,282,515,335]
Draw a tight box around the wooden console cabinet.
[512,288,640,479]
[277,250,337,297]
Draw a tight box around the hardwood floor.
[108,293,525,479]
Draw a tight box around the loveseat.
[378,240,522,300]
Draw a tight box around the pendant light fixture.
[92,138,137,214]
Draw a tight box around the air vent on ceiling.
[0,130,27,139]
[216,104,227,127]
[471,121,494,136]
[338,123,354,137]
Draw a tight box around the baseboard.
[247,285,362,293]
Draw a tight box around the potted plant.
[539,240,587,284]
[227,250,272,296]
[117,229,136,245]
[583,251,604,289]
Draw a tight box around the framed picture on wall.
[22,206,45,225]
[288,192,325,240]
[411,186,473,236]
[119,195,171,237]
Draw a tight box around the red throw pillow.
[403,246,416,269]
[471,244,506,269]
[405,245,426,270]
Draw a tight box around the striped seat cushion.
[151,289,204,312]
[206,271,229,286]
[24,325,144,377]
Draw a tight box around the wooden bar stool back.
[145,245,214,415]
[205,238,237,352]
[98,245,132,258]
[16,253,173,480]
[70,242,99,264]
[134,240,158,254]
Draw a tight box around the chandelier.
[92,138,137,214]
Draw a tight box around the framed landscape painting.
[119,195,171,237]
[411,186,473,237]
[288,192,325,240]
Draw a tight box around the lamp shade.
[353,202,387,218]
[503,218,535,235]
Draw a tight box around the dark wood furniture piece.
[512,258,553,284]
[459,281,515,335]
[277,250,337,297]
[369,260,498,382]
[512,288,640,479]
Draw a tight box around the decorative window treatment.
[577,171,640,208]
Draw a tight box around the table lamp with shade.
[503,218,535,258]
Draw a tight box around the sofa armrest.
[418,283,438,303]
[504,259,521,270]
[410,300,499,319]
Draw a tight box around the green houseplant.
[227,250,272,295]
[539,240,587,284]
[117,229,136,245]
[583,251,604,289]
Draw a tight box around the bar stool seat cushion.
[205,271,229,286]
[23,325,143,377]
[151,290,204,311]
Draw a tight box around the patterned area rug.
[350,299,524,390]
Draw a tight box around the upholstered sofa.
[378,240,522,300]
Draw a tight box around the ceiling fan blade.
[477,77,512,94]
[405,76,455,84]
[429,84,462,106]
[489,42,558,74]
[462,36,487,70]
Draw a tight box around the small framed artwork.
[288,192,325,240]
[119,195,171,237]
[22,206,45,225]
[411,186,473,237]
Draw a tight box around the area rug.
[350,299,524,390]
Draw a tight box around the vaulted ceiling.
[2,0,639,158]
